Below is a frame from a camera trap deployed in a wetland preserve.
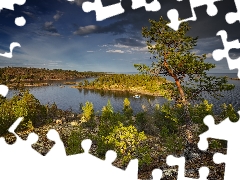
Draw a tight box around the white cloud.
[206,53,212,58]
[53,11,64,21]
[114,44,129,48]
[74,25,98,35]
[68,0,84,6]
[130,46,148,52]
[106,50,124,53]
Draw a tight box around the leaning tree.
[134,17,234,145]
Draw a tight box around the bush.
[66,127,84,155]
[12,90,47,131]
[220,103,239,122]
[123,98,133,120]
[81,101,94,123]
[101,122,151,167]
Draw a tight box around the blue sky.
[0,0,239,73]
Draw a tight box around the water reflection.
[6,74,240,115]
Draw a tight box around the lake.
[6,73,240,115]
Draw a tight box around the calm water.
[6,73,240,115]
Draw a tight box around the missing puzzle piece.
[82,0,125,21]
[81,0,161,21]
[166,155,209,180]
[167,0,222,31]
[198,114,240,180]
[65,139,138,180]
[212,30,240,78]
[0,42,21,58]
[225,0,240,24]
[0,84,9,98]
[0,0,26,11]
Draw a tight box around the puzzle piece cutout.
[0,0,26,11]
[225,0,240,24]
[198,113,240,180]
[166,155,209,180]
[131,0,161,12]
[212,30,240,78]
[167,0,222,31]
[0,0,26,59]
[0,42,21,58]
[82,0,125,21]
[0,116,138,180]
[0,84,9,97]
[0,0,26,27]
[81,0,191,21]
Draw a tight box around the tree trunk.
[174,79,194,144]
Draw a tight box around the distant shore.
[72,85,165,97]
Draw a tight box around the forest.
[0,67,106,88]
[76,74,171,97]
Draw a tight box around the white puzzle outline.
[1,0,240,179]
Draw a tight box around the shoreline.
[71,85,165,97]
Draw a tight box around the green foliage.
[135,16,234,103]
[220,103,239,122]
[12,90,47,131]
[66,127,84,155]
[81,101,94,122]
[153,102,180,133]
[101,100,114,119]
[160,128,184,154]
[0,67,106,88]
[103,122,151,166]
[0,98,17,136]
[0,91,66,136]
[81,74,168,96]
[123,98,133,120]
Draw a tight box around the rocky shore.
[3,118,226,180]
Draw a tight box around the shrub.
[101,122,151,166]
[12,90,47,131]
[220,103,239,122]
[66,128,84,155]
[123,98,133,120]
[81,101,94,123]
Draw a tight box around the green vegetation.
[0,89,238,177]
[0,67,106,89]
[134,17,235,144]
[0,16,238,179]
[76,73,170,96]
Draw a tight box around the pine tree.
[135,17,234,145]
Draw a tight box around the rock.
[70,121,78,126]
[56,119,62,124]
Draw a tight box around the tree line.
[0,67,106,85]
[78,74,171,96]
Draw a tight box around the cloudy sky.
[0,0,239,73]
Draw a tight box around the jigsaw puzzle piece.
[65,139,138,180]
[212,30,240,77]
[46,129,66,157]
[226,0,240,24]
[0,42,21,58]
[167,0,222,30]
[82,0,125,21]
[0,84,9,98]
[167,155,209,180]
[151,168,163,180]
[0,0,26,11]
[131,0,161,12]
[198,113,240,180]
